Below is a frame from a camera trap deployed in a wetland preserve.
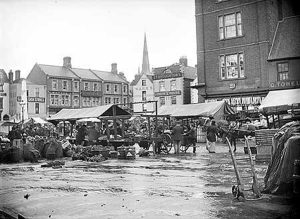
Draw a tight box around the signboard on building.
[81,90,102,97]
[270,80,300,88]
[27,97,45,103]
[153,72,183,80]
[154,90,181,97]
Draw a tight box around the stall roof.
[259,88,300,115]
[155,101,235,119]
[48,104,131,121]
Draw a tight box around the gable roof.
[38,64,78,78]
[153,63,196,80]
[0,69,9,83]
[130,73,153,86]
[70,68,102,81]
[90,69,127,83]
[268,16,300,61]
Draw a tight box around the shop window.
[142,104,147,112]
[171,96,176,105]
[219,52,244,80]
[142,80,146,86]
[142,91,146,101]
[160,97,165,106]
[35,103,39,114]
[277,62,289,81]
[219,12,242,40]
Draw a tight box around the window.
[0,98,3,110]
[73,95,79,106]
[52,79,58,90]
[142,91,146,101]
[73,81,79,92]
[62,80,68,90]
[123,85,127,93]
[123,98,127,105]
[105,97,111,104]
[50,94,59,105]
[160,97,165,106]
[142,80,146,86]
[113,98,119,104]
[106,84,110,92]
[114,84,118,93]
[159,81,165,91]
[219,52,244,80]
[219,12,242,40]
[142,104,147,112]
[84,82,89,91]
[171,96,176,105]
[170,80,176,91]
[93,83,98,91]
[277,62,289,81]
[0,85,3,92]
[35,103,39,114]
[35,88,39,97]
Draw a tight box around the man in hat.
[171,121,184,154]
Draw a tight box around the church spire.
[141,33,150,74]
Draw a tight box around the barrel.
[117,146,126,159]
[125,146,136,160]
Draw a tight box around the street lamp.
[19,100,26,125]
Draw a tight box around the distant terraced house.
[26,57,130,117]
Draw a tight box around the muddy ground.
[0,143,299,219]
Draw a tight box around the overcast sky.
[0,0,196,81]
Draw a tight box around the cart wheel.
[161,134,173,154]
[180,144,189,153]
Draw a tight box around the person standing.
[188,123,197,153]
[206,120,218,153]
[172,121,184,154]
[228,121,238,152]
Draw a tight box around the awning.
[259,88,300,115]
[48,104,131,121]
[155,101,235,120]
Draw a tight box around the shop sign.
[153,72,183,80]
[154,90,181,97]
[206,96,264,106]
[81,90,102,97]
[135,86,152,91]
[27,97,45,103]
[270,80,300,88]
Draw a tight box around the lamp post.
[19,100,26,125]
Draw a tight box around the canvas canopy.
[23,117,52,126]
[155,101,235,120]
[48,104,131,121]
[259,88,300,115]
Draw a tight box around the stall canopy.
[155,101,235,119]
[259,88,300,115]
[48,104,131,121]
[24,117,52,125]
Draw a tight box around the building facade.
[0,69,10,122]
[26,57,130,118]
[26,82,47,118]
[195,0,300,114]
[153,57,196,108]
[131,34,155,113]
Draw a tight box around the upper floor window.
[219,52,244,80]
[106,84,110,92]
[35,88,39,97]
[123,98,127,105]
[93,83,98,91]
[52,79,58,90]
[114,84,118,93]
[142,104,147,112]
[73,81,79,92]
[277,62,289,81]
[84,82,89,91]
[159,81,165,92]
[142,91,146,101]
[170,80,176,91]
[219,12,242,40]
[160,97,165,106]
[73,95,79,106]
[62,80,68,90]
[171,96,177,105]
[123,85,127,93]
[35,103,39,114]
[142,80,146,86]
[0,85,3,92]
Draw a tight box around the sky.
[0,0,197,81]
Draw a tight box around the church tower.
[141,33,151,74]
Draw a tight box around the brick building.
[195,0,300,113]
[26,57,130,117]
[0,69,10,122]
[153,57,196,107]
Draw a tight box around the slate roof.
[153,63,196,80]
[90,69,127,83]
[268,16,300,61]
[130,73,153,86]
[70,68,101,81]
[38,64,78,78]
[0,69,9,83]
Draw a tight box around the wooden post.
[121,119,125,138]
[147,116,151,139]
[105,119,110,139]
[113,105,117,139]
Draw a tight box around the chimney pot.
[179,56,188,67]
[8,70,13,83]
[63,56,72,68]
[111,63,118,74]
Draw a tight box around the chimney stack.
[15,70,21,81]
[111,63,118,74]
[63,56,72,68]
[8,70,13,83]
[179,56,188,67]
